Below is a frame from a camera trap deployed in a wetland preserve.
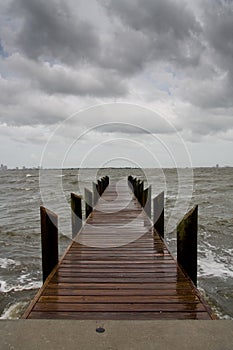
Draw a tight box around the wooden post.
[128,176,133,192]
[142,187,148,207]
[144,185,151,218]
[153,191,164,238]
[135,180,138,198]
[85,188,93,219]
[136,180,141,200]
[138,181,144,205]
[40,206,58,283]
[102,177,107,192]
[92,182,98,206]
[132,178,136,194]
[134,179,138,198]
[177,205,198,286]
[71,193,82,238]
[97,180,102,196]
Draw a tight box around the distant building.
[0,164,7,171]
[216,164,219,168]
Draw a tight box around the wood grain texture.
[24,179,213,320]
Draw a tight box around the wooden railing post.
[144,185,151,218]
[97,180,102,196]
[128,176,133,192]
[153,191,164,238]
[142,187,148,207]
[85,188,93,219]
[92,182,99,207]
[71,193,82,238]
[40,206,58,283]
[177,205,198,286]
[138,181,144,205]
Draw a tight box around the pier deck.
[24,179,213,320]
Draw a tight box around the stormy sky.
[0,0,233,168]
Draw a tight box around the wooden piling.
[153,191,164,238]
[177,205,198,286]
[85,188,93,219]
[144,185,151,218]
[142,187,148,208]
[138,181,144,205]
[71,193,82,238]
[40,206,58,283]
[97,180,102,196]
[92,182,98,207]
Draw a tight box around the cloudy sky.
[0,0,233,168]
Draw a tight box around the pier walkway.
[23,179,213,320]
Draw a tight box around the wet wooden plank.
[39,295,199,303]
[24,179,213,320]
[33,302,207,312]
[28,311,211,320]
[42,289,196,297]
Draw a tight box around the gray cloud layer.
[0,0,233,142]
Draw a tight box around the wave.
[0,279,42,293]
[199,250,233,279]
[0,258,21,269]
[0,301,29,319]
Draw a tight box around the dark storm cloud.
[103,0,200,38]
[101,0,203,67]
[204,0,233,62]
[0,0,233,138]
[11,0,100,65]
[10,0,203,74]
[177,0,233,110]
[5,54,127,97]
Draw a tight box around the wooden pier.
[23,177,214,320]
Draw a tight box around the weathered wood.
[97,180,102,196]
[153,191,164,238]
[142,187,148,208]
[84,188,93,219]
[40,206,58,283]
[177,205,198,286]
[71,193,82,238]
[144,185,151,218]
[24,182,213,320]
[92,182,99,207]
[27,311,212,320]
[138,181,144,205]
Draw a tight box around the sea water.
[0,167,233,319]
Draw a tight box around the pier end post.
[85,188,93,219]
[40,206,58,283]
[153,191,164,238]
[92,182,98,207]
[177,205,198,286]
[145,185,152,218]
[71,193,82,238]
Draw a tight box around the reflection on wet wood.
[23,179,213,320]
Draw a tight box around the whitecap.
[0,301,29,319]
[0,258,21,269]
[199,250,233,279]
[0,279,42,293]
[0,280,9,292]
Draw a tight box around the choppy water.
[0,167,233,319]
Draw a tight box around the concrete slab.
[0,320,232,350]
